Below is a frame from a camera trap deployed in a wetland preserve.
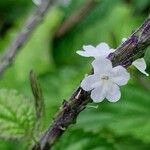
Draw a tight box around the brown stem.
[32,16,150,150]
[0,0,56,76]
[54,0,98,38]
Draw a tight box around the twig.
[54,0,98,38]
[0,0,56,76]
[32,16,150,150]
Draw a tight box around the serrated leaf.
[0,89,36,140]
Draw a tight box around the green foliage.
[53,129,150,150]
[0,89,36,140]
[0,0,32,37]
[53,129,115,150]
[0,0,150,149]
[76,84,150,143]
[132,0,150,13]
[39,66,86,126]
[52,2,142,67]
[52,83,150,149]
[0,0,32,20]
[12,9,62,82]
[0,8,63,84]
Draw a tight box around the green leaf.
[76,84,150,143]
[132,0,150,13]
[52,129,114,150]
[0,89,36,139]
[53,129,150,150]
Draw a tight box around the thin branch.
[0,0,56,76]
[54,0,98,38]
[32,16,150,150]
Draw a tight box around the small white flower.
[76,43,114,59]
[132,58,149,76]
[122,38,149,76]
[81,58,130,103]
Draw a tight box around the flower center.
[101,75,109,80]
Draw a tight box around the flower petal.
[96,42,109,51]
[106,83,121,102]
[77,43,114,58]
[83,45,103,58]
[81,75,99,91]
[92,58,113,74]
[76,45,98,57]
[83,45,95,51]
[132,58,149,76]
[76,50,90,57]
[96,42,114,57]
[91,83,107,103]
[111,65,130,86]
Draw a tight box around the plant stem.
[0,0,56,76]
[32,16,150,150]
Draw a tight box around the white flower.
[132,58,149,76]
[122,38,149,76]
[76,43,114,59]
[81,58,130,103]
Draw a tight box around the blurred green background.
[0,0,150,149]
